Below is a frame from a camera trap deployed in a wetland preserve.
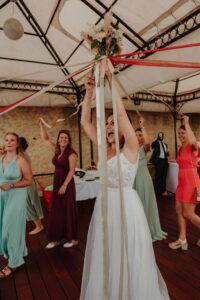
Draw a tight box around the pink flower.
[94,31,106,41]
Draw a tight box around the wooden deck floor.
[0,196,200,300]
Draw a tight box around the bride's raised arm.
[81,73,98,145]
[106,69,139,160]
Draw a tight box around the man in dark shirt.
[151,132,169,196]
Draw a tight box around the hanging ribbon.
[108,59,131,300]
[95,61,109,300]
[0,62,95,117]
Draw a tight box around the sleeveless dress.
[24,153,43,221]
[133,146,167,241]
[46,148,78,242]
[80,153,169,300]
[176,144,200,204]
[0,157,27,268]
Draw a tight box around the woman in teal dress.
[19,137,44,235]
[133,117,167,241]
[0,133,32,278]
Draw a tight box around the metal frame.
[0,27,37,36]
[0,56,58,66]
[148,8,200,52]
[44,0,61,35]
[15,0,79,93]
[0,0,10,10]
[93,0,148,47]
[120,7,200,72]
[64,0,123,65]
[0,80,76,94]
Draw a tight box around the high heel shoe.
[168,239,188,250]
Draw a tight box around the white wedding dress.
[80,153,170,300]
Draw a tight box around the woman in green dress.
[0,133,32,278]
[133,117,167,241]
[19,137,44,235]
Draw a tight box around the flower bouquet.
[81,23,123,60]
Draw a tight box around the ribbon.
[112,42,200,58]
[109,65,131,300]
[95,62,109,299]
[110,57,200,69]
[0,62,95,116]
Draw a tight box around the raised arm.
[139,116,151,152]
[81,73,97,145]
[38,118,56,151]
[106,69,139,156]
[183,115,198,151]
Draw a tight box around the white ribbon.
[109,65,131,300]
[95,62,109,300]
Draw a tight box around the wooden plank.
[14,266,33,300]
[25,240,50,300]
[0,197,199,300]
[27,235,68,300]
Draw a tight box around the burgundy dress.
[47,148,78,242]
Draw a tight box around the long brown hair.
[4,132,20,153]
[55,130,72,154]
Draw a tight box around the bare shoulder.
[17,155,30,166]
[69,152,78,160]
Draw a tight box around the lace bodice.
[106,153,138,188]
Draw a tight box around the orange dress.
[176,144,200,204]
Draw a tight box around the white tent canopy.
[0,0,200,112]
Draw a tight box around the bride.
[80,69,170,300]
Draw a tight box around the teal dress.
[133,146,167,241]
[0,157,27,268]
[25,153,43,221]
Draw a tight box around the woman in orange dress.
[169,115,200,250]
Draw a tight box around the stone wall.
[0,106,199,177]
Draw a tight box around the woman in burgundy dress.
[169,115,200,250]
[39,119,78,248]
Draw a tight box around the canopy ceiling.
[0,0,200,113]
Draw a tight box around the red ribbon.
[112,42,200,58]
[110,57,200,69]
[0,93,35,113]
[1,42,200,116]
[0,63,94,116]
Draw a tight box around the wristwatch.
[9,183,15,189]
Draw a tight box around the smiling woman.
[38,120,78,249]
[0,132,32,278]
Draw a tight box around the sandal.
[168,239,188,250]
[0,266,16,278]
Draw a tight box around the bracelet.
[9,183,15,189]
